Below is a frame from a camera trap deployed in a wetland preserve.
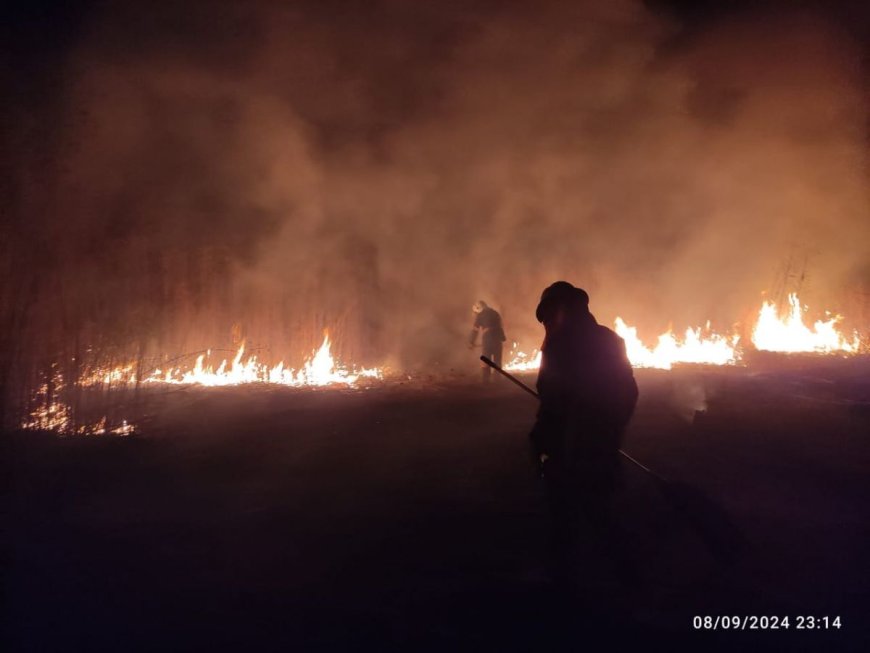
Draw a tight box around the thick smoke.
[2,0,868,422]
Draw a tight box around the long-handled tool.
[481,354,745,561]
[481,355,666,482]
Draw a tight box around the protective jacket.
[470,307,506,348]
[531,310,638,472]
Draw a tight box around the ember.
[504,347,542,372]
[22,374,136,436]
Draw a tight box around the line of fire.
[15,291,867,436]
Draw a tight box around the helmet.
[473,300,487,314]
[535,281,589,323]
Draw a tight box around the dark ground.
[4,358,870,651]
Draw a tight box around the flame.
[142,333,382,387]
[22,402,135,436]
[614,319,739,370]
[72,334,383,389]
[21,293,865,435]
[21,383,74,432]
[506,292,861,372]
[504,344,542,372]
[22,333,381,434]
[21,377,135,436]
[267,333,382,386]
[506,322,738,372]
[751,293,860,354]
[79,363,138,387]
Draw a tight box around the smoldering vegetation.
[2,0,868,428]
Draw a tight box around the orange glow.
[144,334,382,387]
[751,293,859,354]
[506,321,738,371]
[21,295,865,435]
[21,376,135,436]
[504,345,542,372]
[76,332,384,389]
[614,319,739,369]
[506,292,862,372]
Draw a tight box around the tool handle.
[479,354,668,483]
[480,356,539,398]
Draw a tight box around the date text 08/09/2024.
[693,616,842,631]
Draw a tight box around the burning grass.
[20,333,384,436]
[17,293,865,435]
[508,292,863,371]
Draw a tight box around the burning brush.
[507,292,863,371]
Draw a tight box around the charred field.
[4,357,870,651]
